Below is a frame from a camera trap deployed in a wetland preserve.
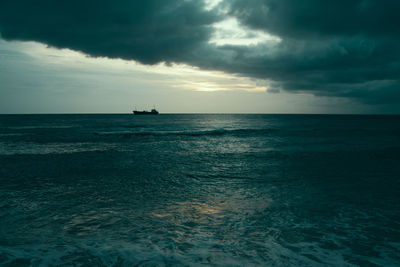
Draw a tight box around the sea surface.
[0,114,399,266]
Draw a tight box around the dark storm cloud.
[225,0,400,38]
[203,35,400,103]
[216,0,400,103]
[0,0,219,64]
[0,0,399,104]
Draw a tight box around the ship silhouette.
[133,107,159,115]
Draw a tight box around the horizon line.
[0,112,399,116]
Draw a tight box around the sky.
[0,0,399,114]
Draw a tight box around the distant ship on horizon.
[132,107,159,115]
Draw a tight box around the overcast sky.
[0,0,399,114]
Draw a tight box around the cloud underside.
[0,0,399,104]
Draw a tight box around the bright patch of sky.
[209,17,281,46]
[203,0,223,11]
[204,0,281,46]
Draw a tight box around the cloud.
[216,0,400,103]
[0,0,220,64]
[0,0,399,105]
[225,0,400,38]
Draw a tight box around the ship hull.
[133,111,159,115]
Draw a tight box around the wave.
[93,128,277,137]
[0,142,111,155]
[7,125,74,130]
[0,133,26,137]
[92,124,145,129]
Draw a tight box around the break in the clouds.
[0,0,399,105]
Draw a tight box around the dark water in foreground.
[0,114,399,266]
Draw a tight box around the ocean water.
[0,114,399,266]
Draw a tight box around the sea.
[0,114,399,266]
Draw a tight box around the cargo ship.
[133,108,159,115]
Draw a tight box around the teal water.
[0,114,399,266]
